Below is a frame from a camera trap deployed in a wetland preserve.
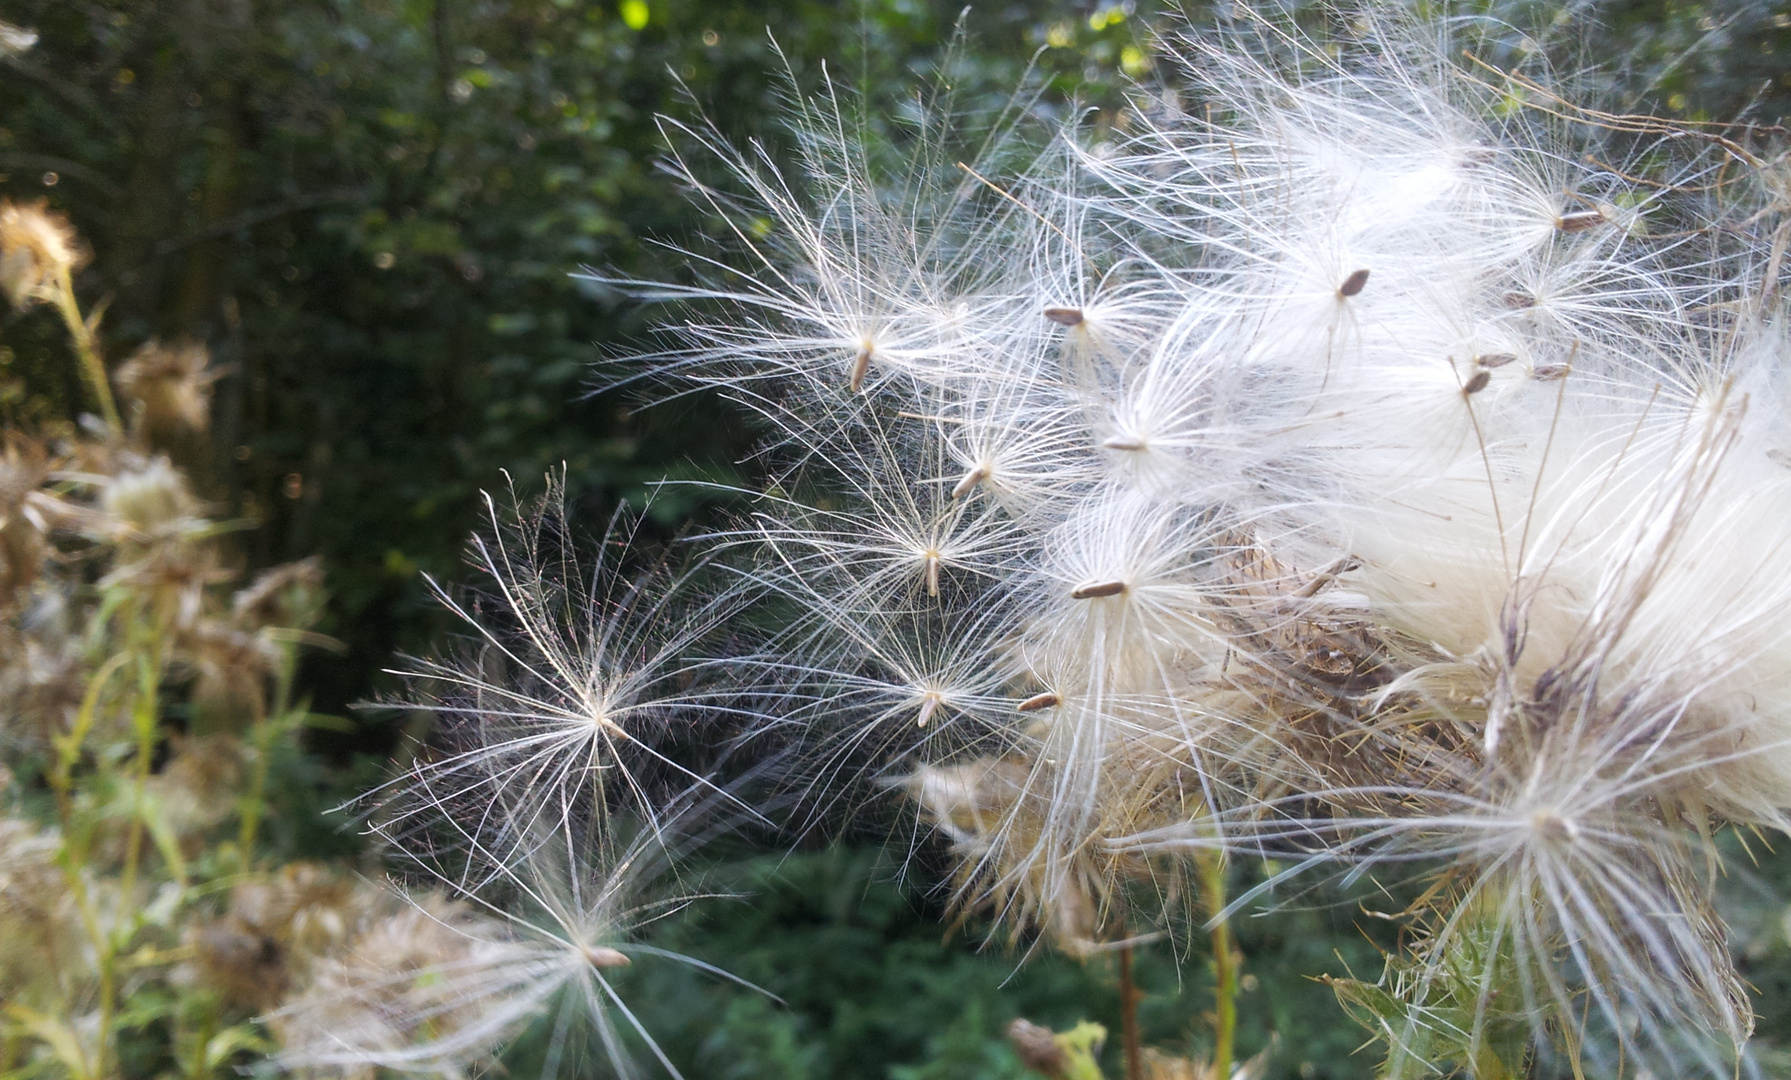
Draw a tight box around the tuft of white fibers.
[275,795,751,1080]
[365,3,1791,1075]
[359,474,757,853]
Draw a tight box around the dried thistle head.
[97,456,203,544]
[149,734,248,839]
[0,432,60,604]
[907,757,1135,956]
[0,622,85,750]
[232,556,326,632]
[179,620,278,728]
[115,339,220,434]
[267,891,552,1079]
[0,817,88,1001]
[0,199,83,309]
[181,864,367,1013]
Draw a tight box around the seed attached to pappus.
[1294,555,1360,597]
[1502,290,1535,309]
[848,342,874,392]
[1556,208,1606,233]
[1102,433,1147,451]
[1474,352,1518,369]
[1043,306,1084,326]
[951,465,987,499]
[1337,268,1371,297]
[1531,362,1570,381]
[916,691,943,728]
[1070,580,1127,599]
[923,551,941,597]
[1016,691,1060,713]
[1462,369,1491,395]
[583,946,632,969]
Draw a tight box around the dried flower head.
[181,864,366,1013]
[232,556,326,632]
[0,817,87,1001]
[0,199,83,309]
[115,339,221,433]
[0,432,60,604]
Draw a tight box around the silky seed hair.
[372,4,1791,1074]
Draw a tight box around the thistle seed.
[951,465,987,499]
[848,345,873,392]
[1556,209,1605,233]
[1071,580,1127,599]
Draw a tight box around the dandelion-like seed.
[362,476,751,853]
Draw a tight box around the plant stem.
[237,713,274,859]
[1118,941,1144,1080]
[1198,851,1238,1080]
[50,265,121,437]
[107,635,162,1080]
[238,638,299,858]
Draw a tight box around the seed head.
[0,200,82,309]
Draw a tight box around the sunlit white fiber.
[361,478,751,850]
[523,4,1791,1072]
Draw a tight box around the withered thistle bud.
[116,339,221,433]
[1007,1019,1067,1076]
[0,200,83,310]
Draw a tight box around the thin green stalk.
[237,639,295,859]
[236,713,275,859]
[49,265,121,437]
[1198,850,1238,1079]
[117,649,160,903]
[187,1006,217,1080]
[106,627,164,1080]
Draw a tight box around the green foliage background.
[5,1,1791,1076]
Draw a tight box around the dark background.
[5,1,1791,1075]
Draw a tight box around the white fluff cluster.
[592,9,1791,1076]
[356,8,1791,1077]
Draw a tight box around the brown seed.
[848,345,873,392]
[1017,692,1060,713]
[1462,370,1491,395]
[1556,209,1605,233]
[584,946,632,969]
[1070,580,1126,599]
[924,552,941,598]
[951,465,987,499]
[1502,291,1535,309]
[1530,363,1570,381]
[1474,352,1518,369]
[1043,306,1084,326]
[1337,268,1371,297]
